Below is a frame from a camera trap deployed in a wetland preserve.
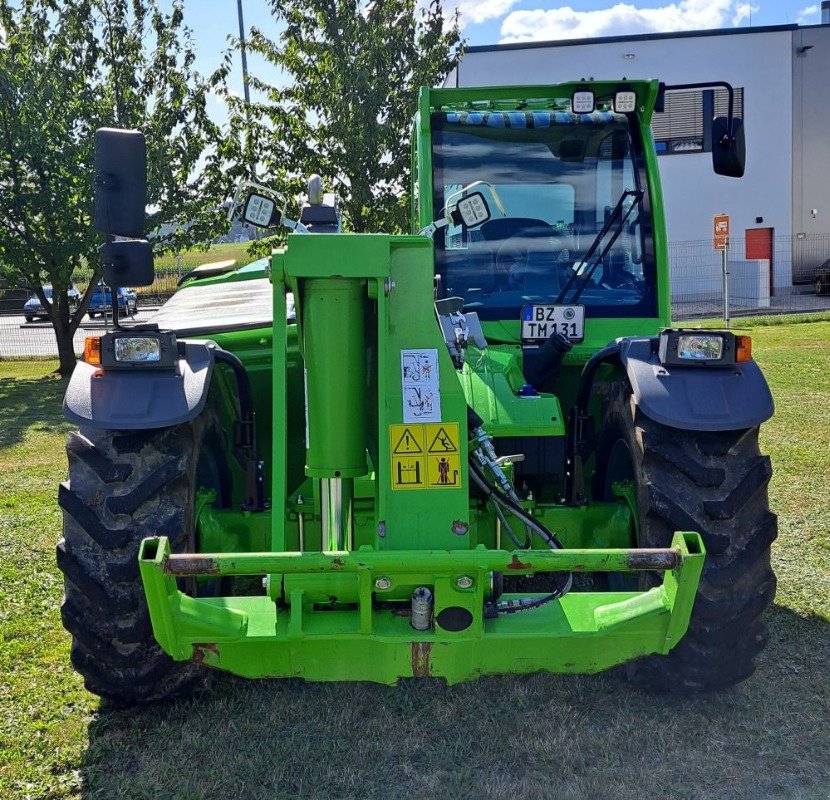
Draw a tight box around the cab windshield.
[431,110,656,319]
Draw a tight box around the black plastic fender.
[618,337,774,431]
[63,341,214,430]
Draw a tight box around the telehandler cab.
[58,80,775,703]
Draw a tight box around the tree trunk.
[55,318,78,376]
[52,291,78,376]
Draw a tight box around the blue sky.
[184,1,823,107]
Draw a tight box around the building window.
[652,87,744,155]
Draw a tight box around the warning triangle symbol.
[428,427,457,453]
[393,427,423,454]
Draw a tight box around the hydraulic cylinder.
[301,277,368,551]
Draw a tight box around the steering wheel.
[495,225,573,292]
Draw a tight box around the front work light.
[114,336,161,363]
[454,192,491,227]
[99,330,178,369]
[658,329,751,367]
[677,334,724,361]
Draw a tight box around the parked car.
[87,284,138,317]
[23,285,80,322]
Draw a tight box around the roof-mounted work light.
[614,90,637,113]
[571,91,595,114]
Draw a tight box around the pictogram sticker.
[427,454,461,487]
[427,425,458,453]
[425,422,461,488]
[393,455,424,488]
[390,424,425,490]
[393,426,424,455]
[401,349,441,423]
[390,422,462,490]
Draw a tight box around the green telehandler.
[58,80,776,703]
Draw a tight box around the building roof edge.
[465,23,805,54]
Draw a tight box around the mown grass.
[0,325,828,799]
[689,310,830,328]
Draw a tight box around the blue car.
[87,284,138,318]
[23,285,81,322]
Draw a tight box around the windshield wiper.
[554,188,643,305]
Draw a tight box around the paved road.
[0,309,158,358]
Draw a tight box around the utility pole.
[236,0,256,179]
[236,0,252,110]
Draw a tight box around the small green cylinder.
[302,278,368,478]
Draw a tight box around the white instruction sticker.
[401,349,441,423]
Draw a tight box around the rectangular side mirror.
[712,116,745,178]
[101,240,154,288]
[94,128,147,237]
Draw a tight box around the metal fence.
[2,234,830,359]
[670,233,830,320]
[0,273,183,359]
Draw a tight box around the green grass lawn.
[0,324,828,799]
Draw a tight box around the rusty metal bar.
[153,540,688,577]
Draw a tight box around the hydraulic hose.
[565,340,623,505]
[469,458,573,614]
[212,347,253,415]
[211,346,265,512]
[575,341,623,412]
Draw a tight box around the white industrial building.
[448,12,830,307]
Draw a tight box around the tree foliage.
[0,0,224,374]
[220,0,462,234]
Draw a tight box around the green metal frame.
[139,532,703,682]
[136,80,706,683]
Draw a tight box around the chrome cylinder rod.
[320,477,354,552]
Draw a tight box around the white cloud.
[499,1,758,44]
[732,3,759,26]
[457,0,520,25]
[796,4,820,23]
[420,0,520,28]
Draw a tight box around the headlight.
[677,334,724,361]
[98,331,177,369]
[657,329,750,367]
[114,336,161,363]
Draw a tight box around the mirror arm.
[659,80,735,139]
[419,217,450,240]
[282,217,310,234]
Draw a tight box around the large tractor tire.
[594,385,777,692]
[57,411,228,704]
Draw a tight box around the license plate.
[520,305,585,343]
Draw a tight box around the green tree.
[0,0,224,375]
[220,0,462,234]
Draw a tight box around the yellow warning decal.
[426,425,458,453]
[392,426,424,455]
[389,423,462,490]
[425,423,461,488]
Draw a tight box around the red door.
[745,227,774,296]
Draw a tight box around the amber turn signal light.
[736,335,752,362]
[83,336,102,365]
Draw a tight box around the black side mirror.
[101,240,154,288]
[94,128,147,237]
[712,116,745,178]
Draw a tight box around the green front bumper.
[138,532,704,683]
